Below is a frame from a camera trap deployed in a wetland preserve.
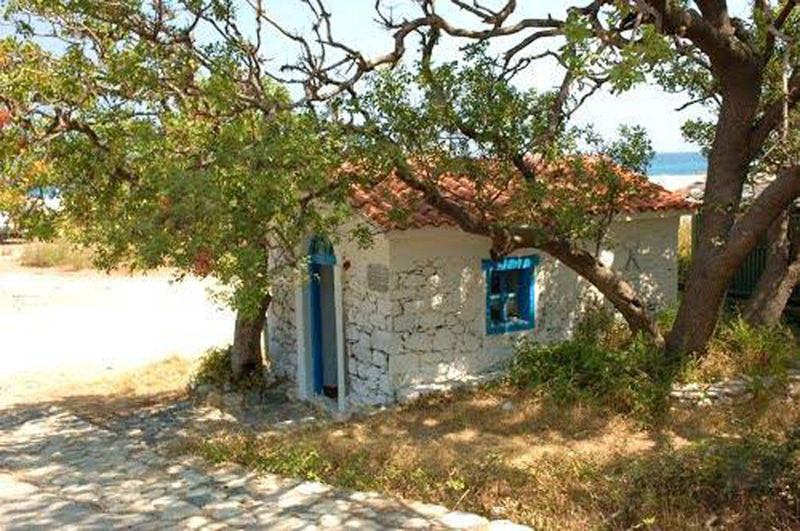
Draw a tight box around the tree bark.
[664,67,763,355]
[535,238,665,347]
[231,293,272,381]
[743,209,800,327]
[667,164,800,354]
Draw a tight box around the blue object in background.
[648,152,707,176]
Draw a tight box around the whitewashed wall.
[386,213,681,395]
[266,225,395,407]
[388,230,496,389]
[268,212,682,407]
[337,230,394,406]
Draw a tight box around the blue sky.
[2,0,754,152]
[262,0,752,152]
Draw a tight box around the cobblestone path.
[0,402,529,530]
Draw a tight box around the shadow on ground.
[0,392,474,529]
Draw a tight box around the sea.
[647,152,706,191]
[648,152,707,176]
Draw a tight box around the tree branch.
[749,68,800,158]
[718,164,800,268]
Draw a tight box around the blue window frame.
[483,255,538,335]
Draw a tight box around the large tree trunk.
[665,72,763,355]
[231,294,272,381]
[668,164,800,354]
[743,209,800,327]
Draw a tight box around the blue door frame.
[308,236,336,396]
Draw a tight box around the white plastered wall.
[269,211,682,406]
[386,212,682,394]
[266,221,394,408]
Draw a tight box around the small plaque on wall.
[367,264,390,293]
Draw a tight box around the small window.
[483,255,538,335]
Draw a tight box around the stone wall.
[267,277,297,380]
[671,371,800,407]
[386,214,682,398]
[338,233,394,407]
[266,225,394,408]
[389,254,490,389]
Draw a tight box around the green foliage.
[681,317,798,383]
[605,125,654,176]
[509,303,798,421]
[509,305,671,421]
[508,336,669,421]
[192,346,269,392]
[617,430,800,528]
[347,45,656,251]
[0,5,354,319]
[199,435,331,483]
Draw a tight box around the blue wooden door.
[309,262,324,395]
[308,235,336,396]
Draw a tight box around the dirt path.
[0,245,233,407]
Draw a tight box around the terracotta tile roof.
[350,155,691,232]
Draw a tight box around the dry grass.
[56,355,198,425]
[18,240,95,270]
[678,215,692,257]
[4,355,199,423]
[80,355,198,398]
[192,385,800,530]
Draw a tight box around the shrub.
[193,346,233,388]
[19,240,94,270]
[574,301,632,351]
[615,430,800,528]
[509,336,669,421]
[509,306,678,420]
[512,303,798,419]
[192,346,271,392]
[681,317,798,383]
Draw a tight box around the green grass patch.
[680,316,798,383]
[192,346,271,392]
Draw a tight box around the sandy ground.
[0,244,233,407]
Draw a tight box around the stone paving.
[0,401,530,530]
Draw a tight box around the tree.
[3,0,799,359]
[741,109,800,327]
[0,8,354,380]
[643,1,799,352]
[323,0,800,354]
[742,208,800,326]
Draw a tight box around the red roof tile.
[350,155,691,232]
